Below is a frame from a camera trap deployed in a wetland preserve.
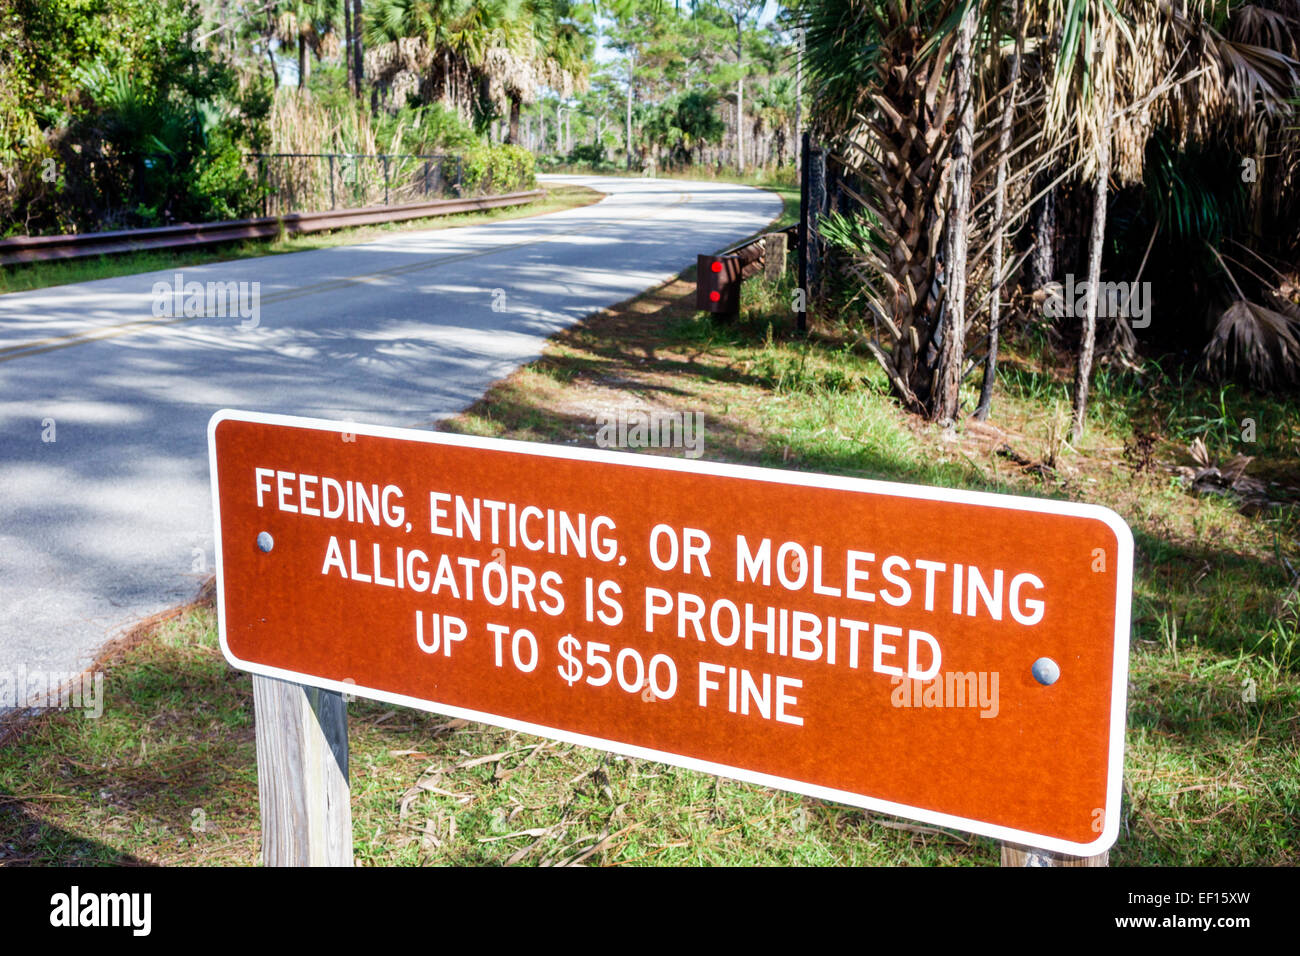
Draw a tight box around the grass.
[2,179,1296,867]
[0,606,989,866]
[0,183,602,296]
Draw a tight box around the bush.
[567,143,606,166]
[461,144,536,195]
[2,0,270,235]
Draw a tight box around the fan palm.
[365,0,589,131]
[801,0,973,418]
[804,0,1300,430]
[754,75,796,166]
[276,0,341,89]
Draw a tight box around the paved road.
[0,175,782,683]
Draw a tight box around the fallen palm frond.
[1201,298,1300,390]
[1177,437,1272,512]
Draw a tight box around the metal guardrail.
[0,190,544,268]
[720,223,798,261]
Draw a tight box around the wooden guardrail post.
[764,232,787,281]
[253,675,353,866]
[1001,843,1108,867]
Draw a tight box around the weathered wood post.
[1001,843,1108,867]
[764,232,787,282]
[253,675,353,866]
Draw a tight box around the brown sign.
[209,409,1132,854]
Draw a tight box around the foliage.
[461,142,536,194]
[1,0,271,235]
[272,85,475,156]
[566,142,607,165]
[362,0,595,131]
[800,0,1300,421]
[644,90,726,165]
[529,0,797,172]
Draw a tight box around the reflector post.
[696,254,741,315]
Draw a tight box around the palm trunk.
[975,0,1023,421]
[266,34,280,87]
[1029,181,1057,291]
[507,96,521,145]
[344,0,354,95]
[351,0,365,103]
[1071,91,1114,443]
[932,5,977,423]
[299,31,312,89]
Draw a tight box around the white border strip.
[208,408,1133,856]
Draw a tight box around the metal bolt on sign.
[1032,657,1061,686]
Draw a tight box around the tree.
[932,1,977,424]
[804,0,1300,428]
[722,1,762,172]
[974,0,1024,422]
[801,0,970,418]
[275,0,341,89]
[646,89,725,165]
[607,0,651,168]
[753,76,795,166]
[364,0,591,130]
[1,0,271,235]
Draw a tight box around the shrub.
[567,143,606,166]
[2,0,271,235]
[461,143,536,195]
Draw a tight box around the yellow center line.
[0,189,692,365]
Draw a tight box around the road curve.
[0,175,783,683]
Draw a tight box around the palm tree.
[974,0,1024,421]
[803,0,1300,429]
[801,0,970,418]
[1039,0,1300,438]
[932,1,977,424]
[275,0,341,89]
[754,75,796,166]
[365,0,589,131]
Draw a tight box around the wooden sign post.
[252,675,352,866]
[210,409,1132,865]
[1002,843,1108,867]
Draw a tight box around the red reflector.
[709,291,720,302]
[711,261,723,273]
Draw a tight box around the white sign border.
[208,408,1133,857]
